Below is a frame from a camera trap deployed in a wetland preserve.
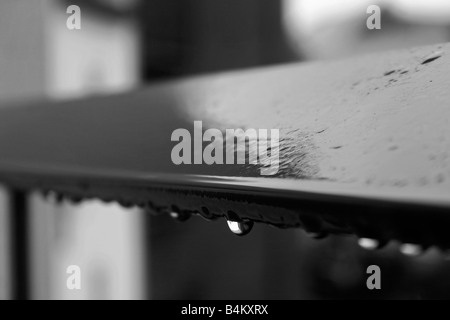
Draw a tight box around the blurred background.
[1,0,450,299]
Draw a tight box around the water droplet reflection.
[169,211,179,219]
[227,220,254,236]
[400,243,423,257]
[169,210,191,222]
[358,238,379,250]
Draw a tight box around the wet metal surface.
[0,43,449,246]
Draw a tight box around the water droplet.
[358,238,379,250]
[118,200,134,208]
[43,190,57,201]
[200,206,217,221]
[169,207,191,222]
[227,220,254,236]
[400,243,423,257]
[169,211,179,219]
[68,195,83,204]
[55,193,64,204]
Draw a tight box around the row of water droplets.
[170,207,433,257]
[357,237,425,257]
[41,190,437,256]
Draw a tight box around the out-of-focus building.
[0,0,144,300]
[284,0,450,60]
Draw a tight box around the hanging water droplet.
[170,211,191,221]
[200,207,217,221]
[169,206,191,222]
[68,195,83,204]
[400,243,423,257]
[136,202,146,209]
[41,189,49,199]
[358,238,380,250]
[118,200,135,208]
[43,190,56,201]
[227,220,254,236]
[55,193,65,204]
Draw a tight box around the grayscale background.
[1,0,450,300]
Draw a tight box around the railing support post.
[9,189,29,300]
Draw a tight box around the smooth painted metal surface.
[0,43,449,246]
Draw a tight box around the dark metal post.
[9,189,29,300]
